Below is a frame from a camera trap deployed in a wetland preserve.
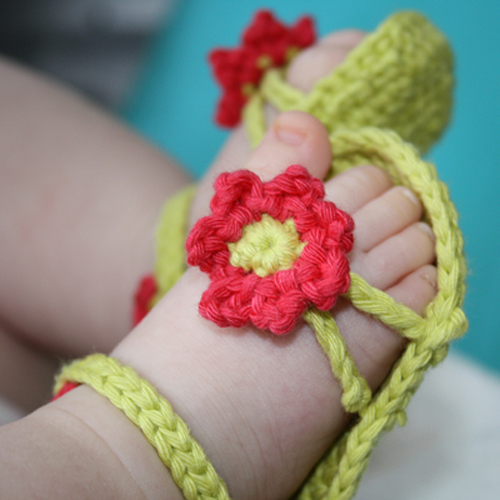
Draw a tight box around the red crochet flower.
[186,165,354,335]
[133,274,157,326]
[209,10,316,127]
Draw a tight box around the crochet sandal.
[55,10,467,500]
[134,9,456,319]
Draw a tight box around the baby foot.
[51,30,438,500]
[113,31,436,500]
[105,108,437,500]
[190,29,437,392]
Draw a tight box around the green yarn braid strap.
[261,68,305,110]
[303,308,371,414]
[154,185,197,300]
[294,127,467,500]
[54,354,230,500]
[346,272,426,340]
[241,93,266,150]
[245,11,453,153]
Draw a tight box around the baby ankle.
[51,385,182,500]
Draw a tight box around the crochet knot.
[228,214,306,277]
[186,165,354,335]
[209,10,316,127]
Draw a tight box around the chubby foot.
[53,30,438,500]
[107,108,437,500]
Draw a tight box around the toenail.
[401,187,420,206]
[420,272,438,291]
[274,123,307,146]
[416,222,435,241]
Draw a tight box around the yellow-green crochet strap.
[152,184,197,303]
[54,354,230,500]
[245,11,453,154]
[295,128,467,500]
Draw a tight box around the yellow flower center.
[228,214,306,277]
[241,82,256,97]
[256,54,273,69]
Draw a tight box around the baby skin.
[0,32,437,499]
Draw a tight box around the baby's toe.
[387,263,438,315]
[356,221,436,290]
[353,186,423,253]
[324,165,393,213]
[287,30,366,91]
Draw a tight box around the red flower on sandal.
[186,165,354,335]
[133,275,157,325]
[209,10,316,127]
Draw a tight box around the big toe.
[190,111,332,225]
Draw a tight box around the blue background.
[123,0,500,373]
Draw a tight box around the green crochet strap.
[260,68,305,112]
[244,69,305,149]
[303,308,371,414]
[295,128,467,500]
[241,93,266,150]
[346,272,426,341]
[245,11,453,154]
[299,338,448,500]
[154,185,197,299]
[54,354,230,500]
[328,127,467,329]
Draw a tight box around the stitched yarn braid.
[154,185,197,302]
[294,128,467,499]
[54,354,230,500]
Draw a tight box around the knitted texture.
[245,11,453,154]
[228,214,307,277]
[186,165,353,334]
[54,354,230,500]
[121,10,465,500]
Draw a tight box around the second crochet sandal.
[56,10,467,500]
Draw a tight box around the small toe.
[355,221,436,290]
[287,30,366,92]
[324,165,393,214]
[386,264,438,315]
[353,186,423,252]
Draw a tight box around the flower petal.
[209,11,316,127]
[187,165,354,335]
